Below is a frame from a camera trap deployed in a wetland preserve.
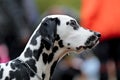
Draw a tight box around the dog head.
[40,15,101,53]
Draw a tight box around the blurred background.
[35,0,80,14]
[0,0,120,80]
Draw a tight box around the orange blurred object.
[80,0,120,41]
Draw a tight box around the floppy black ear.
[39,17,60,48]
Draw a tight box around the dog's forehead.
[46,15,75,21]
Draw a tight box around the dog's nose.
[94,32,101,38]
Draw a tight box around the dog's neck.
[19,30,67,80]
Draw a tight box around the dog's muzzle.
[76,32,101,51]
[85,32,101,49]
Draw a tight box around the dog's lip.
[76,40,99,53]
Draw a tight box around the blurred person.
[80,0,120,80]
[0,0,40,60]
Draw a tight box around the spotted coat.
[0,15,100,80]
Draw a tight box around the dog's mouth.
[85,39,99,49]
[76,39,99,53]
[84,34,100,49]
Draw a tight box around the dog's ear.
[39,17,60,48]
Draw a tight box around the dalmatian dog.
[0,15,100,80]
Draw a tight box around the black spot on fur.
[85,40,90,46]
[39,46,59,64]
[33,42,44,61]
[11,63,16,69]
[67,43,70,46]
[58,40,64,48]
[50,60,58,78]
[42,73,46,80]
[18,67,30,80]
[42,53,48,64]
[48,46,58,63]
[5,59,31,80]
[55,17,60,25]
[55,34,60,41]
[52,46,58,53]
[48,53,54,63]
[9,71,15,79]
[24,48,32,58]
[9,70,25,80]
[25,59,37,77]
[42,39,51,50]
[66,22,69,25]
[0,68,3,79]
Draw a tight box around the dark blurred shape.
[52,56,81,80]
[0,0,40,60]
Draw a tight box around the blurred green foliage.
[35,0,80,14]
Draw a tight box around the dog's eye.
[70,20,76,26]
[70,20,79,30]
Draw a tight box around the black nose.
[94,32,101,38]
